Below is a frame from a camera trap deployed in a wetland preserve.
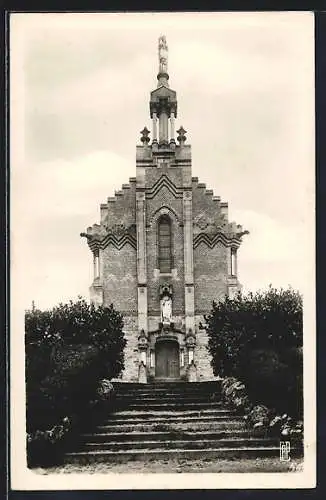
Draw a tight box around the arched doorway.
[155,339,180,380]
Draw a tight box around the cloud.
[11,149,135,309]
[13,150,134,220]
[233,209,312,294]
[11,13,314,309]
[233,209,306,262]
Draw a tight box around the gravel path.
[34,457,303,474]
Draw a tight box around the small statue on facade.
[161,294,172,324]
[158,35,168,73]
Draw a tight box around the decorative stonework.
[105,223,125,236]
[193,231,246,250]
[177,126,187,144]
[185,328,196,347]
[159,283,173,299]
[81,223,137,251]
[140,127,150,145]
[194,214,227,231]
[138,329,149,349]
[148,205,182,228]
[146,174,183,199]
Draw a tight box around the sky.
[10,12,315,311]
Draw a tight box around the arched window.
[158,215,172,273]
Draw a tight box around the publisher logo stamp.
[280,441,291,462]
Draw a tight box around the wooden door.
[155,341,180,379]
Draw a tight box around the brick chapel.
[82,36,248,383]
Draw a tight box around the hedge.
[25,299,125,467]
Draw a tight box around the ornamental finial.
[158,35,168,74]
[177,126,187,144]
[140,126,150,145]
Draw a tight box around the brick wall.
[194,243,228,313]
[101,181,136,228]
[145,163,184,189]
[192,179,224,229]
[102,245,137,314]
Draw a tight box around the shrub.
[243,348,303,417]
[206,286,303,419]
[26,344,100,433]
[25,298,126,379]
[221,376,303,444]
[25,298,125,466]
[247,405,271,429]
[222,377,252,414]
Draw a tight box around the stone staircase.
[64,381,300,465]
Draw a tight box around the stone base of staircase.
[64,382,303,465]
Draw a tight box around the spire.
[157,35,169,87]
[149,36,177,146]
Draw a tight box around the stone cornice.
[81,223,137,252]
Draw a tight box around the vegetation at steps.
[206,286,303,419]
[25,298,126,466]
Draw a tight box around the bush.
[26,344,100,434]
[222,377,252,414]
[25,298,125,466]
[206,286,303,419]
[221,376,303,443]
[247,405,271,429]
[243,348,303,417]
[25,298,126,379]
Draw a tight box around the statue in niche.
[158,35,168,73]
[161,294,172,324]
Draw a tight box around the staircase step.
[115,393,222,400]
[101,415,237,425]
[121,402,224,411]
[115,395,220,403]
[81,437,279,452]
[106,408,230,418]
[113,385,221,395]
[64,446,285,464]
[80,429,254,442]
[114,382,220,388]
[95,420,246,433]
[115,387,222,394]
[64,380,303,466]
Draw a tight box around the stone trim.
[147,205,183,228]
[146,174,183,199]
[193,232,242,249]
[88,233,137,252]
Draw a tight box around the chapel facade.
[82,36,248,383]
